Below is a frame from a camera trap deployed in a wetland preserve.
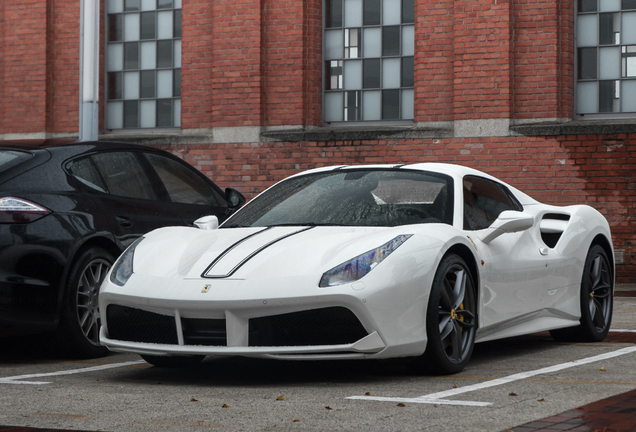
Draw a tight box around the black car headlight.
[110,236,144,287]
[319,235,412,287]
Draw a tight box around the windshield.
[223,169,454,227]
[0,150,33,172]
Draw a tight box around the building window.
[576,0,636,116]
[324,0,415,123]
[106,0,182,129]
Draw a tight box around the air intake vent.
[106,305,178,345]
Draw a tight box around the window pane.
[344,0,362,28]
[174,40,181,68]
[600,0,620,11]
[92,152,156,200]
[363,28,382,57]
[174,99,181,127]
[141,41,156,69]
[402,26,414,56]
[141,0,155,11]
[124,42,139,69]
[577,81,598,113]
[463,176,518,230]
[68,158,107,193]
[124,71,140,99]
[578,0,596,12]
[345,28,360,58]
[621,79,636,111]
[140,70,155,98]
[344,60,362,89]
[383,0,401,25]
[325,29,343,60]
[157,99,172,127]
[326,61,343,90]
[140,100,156,127]
[107,43,123,71]
[124,100,139,127]
[382,26,400,56]
[624,52,636,76]
[124,0,140,11]
[599,13,619,45]
[157,40,173,68]
[124,13,140,41]
[107,101,123,129]
[402,0,414,23]
[577,14,598,46]
[402,56,414,87]
[108,72,123,99]
[363,58,380,88]
[174,68,181,97]
[599,80,619,112]
[363,90,381,120]
[158,0,173,9]
[325,92,343,122]
[382,89,400,119]
[401,89,413,119]
[623,12,636,44]
[364,0,380,26]
[578,47,597,79]
[383,58,401,88]
[174,10,182,38]
[158,11,174,39]
[326,0,343,28]
[344,91,360,121]
[108,0,123,13]
[600,47,620,79]
[141,12,156,40]
[108,14,122,42]
[157,70,173,97]
[623,0,636,10]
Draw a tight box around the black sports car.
[0,140,245,358]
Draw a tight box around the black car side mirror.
[225,188,246,208]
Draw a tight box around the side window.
[144,153,226,207]
[463,176,521,230]
[67,157,108,193]
[91,152,157,200]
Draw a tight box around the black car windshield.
[223,169,454,227]
[0,150,33,173]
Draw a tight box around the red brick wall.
[0,0,5,134]
[159,136,636,284]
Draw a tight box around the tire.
[56,247,114,358]
[420,254,477,375]
[550,245,613,343]
[141,355,205,368]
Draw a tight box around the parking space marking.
[609,329,636,332]
[347,346,636,406]
[0,360,146,385]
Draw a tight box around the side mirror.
[194,215,219,230]
[225,188,246,209]
[479,210,534,244]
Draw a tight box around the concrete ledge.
[261,125,453,142]
[511,119,636,136]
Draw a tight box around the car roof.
[0,140,152,153]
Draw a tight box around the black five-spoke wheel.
[422,254,477,374]
[550,244,613,343]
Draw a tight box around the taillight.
[0,197,51,223]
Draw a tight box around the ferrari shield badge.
[202,284,211,293]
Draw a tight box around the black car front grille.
[106,305,178,345]
[248,307,368,347]
[181,318,227,346]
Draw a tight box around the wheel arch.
[443,243,480,301]
[591,234,615,279]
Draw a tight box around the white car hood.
[131,225,414,281]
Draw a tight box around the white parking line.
[610,329,636,332]
[0,360,146,385]
[347,346,636,406]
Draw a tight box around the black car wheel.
[550,245,613,342]
[141,355,205,367]
[421,254,477,375]
[57,247,113,358]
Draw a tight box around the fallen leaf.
[433,404,438,407]
[276,395,285,401]
[364,392,372,396]
[452,384,457,389]
[325,406,332,410]
[292,419,299,422]
[222,404,229,408]
[537,398,545,402]
[397,403,406,407]
[190,397,198,402]
[509,393,517,397]
[600,367,606,372]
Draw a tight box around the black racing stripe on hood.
[202,226,314,278]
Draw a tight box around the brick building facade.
[0,0,634,282]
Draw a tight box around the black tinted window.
[0,150,32,172]
[144,153,225,206]
[68,157,107,192]
[90,152,157,200]
[463,176,521,230]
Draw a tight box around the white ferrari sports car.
[98,163,614,374]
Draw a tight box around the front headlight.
[319,235,412,287]
[110,236,144,287]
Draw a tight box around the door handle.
[539,247,549,256]
[115,216,133,228]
